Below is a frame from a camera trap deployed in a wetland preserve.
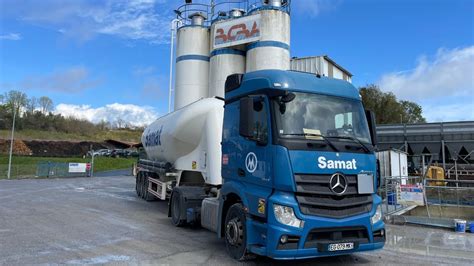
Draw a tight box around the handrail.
[424,178,474,184]
[174,0,292,27]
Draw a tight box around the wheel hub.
[226,217,243,246]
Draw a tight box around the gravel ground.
[0,175,472,265]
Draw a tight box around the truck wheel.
[170,191,185,227]
[224,203,255,261]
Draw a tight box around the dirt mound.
[26,140,108,157]
[0,139,33,155]
[0,139,112,157]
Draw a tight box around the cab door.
[222,95,273,217]
[237,95,273,188]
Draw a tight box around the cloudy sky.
[0,0,473,126]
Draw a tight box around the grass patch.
[0,155,136,179]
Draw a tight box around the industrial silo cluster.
[173,0,291,109]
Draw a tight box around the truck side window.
[251,96,268,144]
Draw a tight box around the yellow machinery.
[426,166,446,186]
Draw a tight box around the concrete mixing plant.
[137,0,385,260]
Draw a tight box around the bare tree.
[4,90,28,114]
[115,118,125,129]
[39,96,53,114]
[27,97,38,113]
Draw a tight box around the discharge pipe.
[168,19,181,113]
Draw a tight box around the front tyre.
[224,203,255,261]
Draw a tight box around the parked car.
[110,149,128,158]
[87,149,111,157]
[98,149,111,156]
[128,151,139,157]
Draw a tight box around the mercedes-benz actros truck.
[136,0,385,260]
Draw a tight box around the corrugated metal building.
[290,55,353,83]
[377,121,474,168]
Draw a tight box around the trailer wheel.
[141,174,148,199]
[170,191,185,227]
[142,174,154,201]
[137,172,143,198]
[135,172,141,197]
[224,203,255,261]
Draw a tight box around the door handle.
[238,168,246,177]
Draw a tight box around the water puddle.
[386,226,474,259]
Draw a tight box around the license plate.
[328,242,354,251]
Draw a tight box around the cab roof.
[225,70,361,101]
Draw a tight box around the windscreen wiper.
[326,135,371,153]
[281,133,339,152]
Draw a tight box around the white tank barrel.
[174,13,210,110]
[142,98,224,185]
[246,1,290,72]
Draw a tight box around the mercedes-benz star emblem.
[329,173,348,196]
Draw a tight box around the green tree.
[400,100,426,124]
[360,85,426,124]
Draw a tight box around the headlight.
[273,204,303,228]
[371,204,383,224]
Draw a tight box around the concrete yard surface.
[0,175,473,265]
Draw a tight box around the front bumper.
[248,191,385,260]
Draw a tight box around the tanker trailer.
[137,97,223,200]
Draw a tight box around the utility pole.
[89,145,95,177]
[7,105,17,179]
[91,152,95,178]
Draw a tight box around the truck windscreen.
[273,92,372,144]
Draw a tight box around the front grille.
[295,174,373,218]
[304,227,370,249]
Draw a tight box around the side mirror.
[365,110,377,146]
[280,92,296,103]
[239,97,254,138]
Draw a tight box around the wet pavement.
[0,175,473,265]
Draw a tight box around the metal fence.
[36,162,91,178]
[380,175,474,223]
[379,175,425,216]
[0,164,37,179]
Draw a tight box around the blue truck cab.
[219,70,385,260]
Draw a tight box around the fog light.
[280,235,288,244]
